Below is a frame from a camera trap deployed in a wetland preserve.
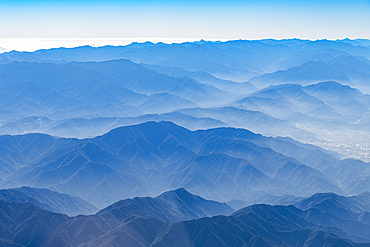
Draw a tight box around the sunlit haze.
[0,0,369,44]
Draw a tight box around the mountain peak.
[97,188,233,222]
[305,81,354,91]
[156,187,198,202]
[163,187,188,195]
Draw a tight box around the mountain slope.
[97,188,234,222]
[248,192,370,243]
[0,190,369,247]
[250,61,350,87]
[0,186,98,216]
[0,121,350,207]
[176,106,315,139]
[304,81,370,116]
[142,63,257,95]
[150,204,367,247]
[74,59,233,105]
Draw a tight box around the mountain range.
[1,39,370,246]
[0,188,369,246]
[1,121,369,208]
[1,40,370,161]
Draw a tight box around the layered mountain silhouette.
[0,59,230,124]
[304,81,370,116]
[1,39,370,246]
[1,121,366,208]
[0,189,369,246]
[1,40,370,162]
[250,61,351,87]
[0,189,234,247]
[142,63,257,94]
[2,39,370,84]
[233,80,370,160]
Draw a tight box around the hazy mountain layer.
[2,121,368,208]
[1,40,370,161]
[2,39,370,86]
[0,59,232,124]
[1,39,370,246]
[234,81,370,161]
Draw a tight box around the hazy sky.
[1,0,369,40]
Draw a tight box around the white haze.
[0,38,227,53]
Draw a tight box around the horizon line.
[1,37,369,53]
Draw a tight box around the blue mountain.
[0,121,351,207]
[0,186,98,216]
[0,189,369,246]
[250,61,350,87]
[97,188,234,222]
[0,38,370,246]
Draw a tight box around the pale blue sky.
[0,0,369,39]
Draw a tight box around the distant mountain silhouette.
[176,106,315,140]
[74,59,231,104]
[1,38,370,246]
[142,63,257,94]
[250,61,350,87]
[0,40,370,162]
[304,81,370,115]
[0,59,231,126]
[237,83,342,119]
[232,81,370,162]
